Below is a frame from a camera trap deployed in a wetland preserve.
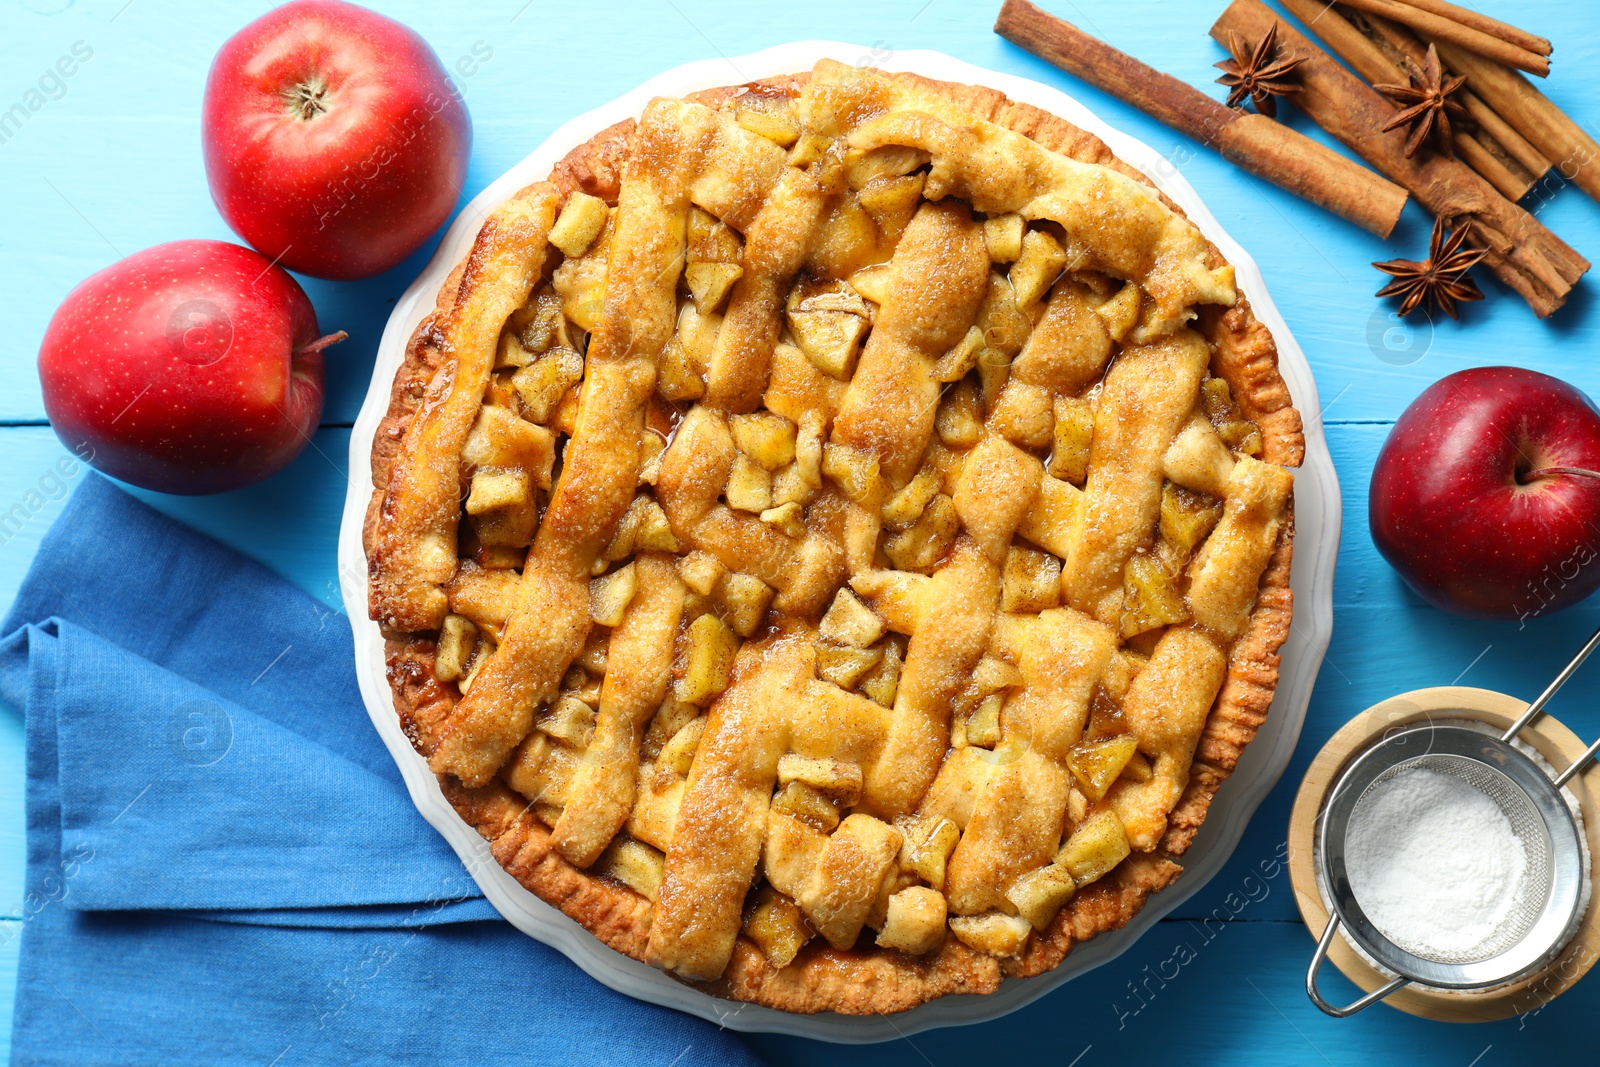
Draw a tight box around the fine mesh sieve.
[1307,625,1600,1017]
[1348,754,1551,965]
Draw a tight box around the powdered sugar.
[1345,766,1528,960]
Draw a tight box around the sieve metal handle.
[1502,621,1600,787]
[1306,915,1409,1017]
[1503,622,1600,744]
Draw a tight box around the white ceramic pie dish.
[337,40,1340,1041]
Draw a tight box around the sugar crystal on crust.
[363,59,1301,1015]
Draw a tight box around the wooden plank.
[1,0,1598,1056]
[0,4,1596,426]
[0,417,1593,1043]
[745,919,1587,1063]
[0,427,349,613]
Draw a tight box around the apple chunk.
[686,262,743,315]
[743,885,812,968]
[548,192,609,258]
[1006,864,1076,931]
[1066,733,1139,801]
[1001,546,1062,613]
[1056,810,1131,886]
[819,588,886,648]
[876,887,947,954]
[675,614,738,706]
[512,348,584,426]
[786,283,871,380]
[949,913,1032,957]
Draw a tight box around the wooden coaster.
[1288,686,1600,1022]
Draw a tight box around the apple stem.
[285,77,331,121]
[295,331,348,358]
[1522,465,1600,483]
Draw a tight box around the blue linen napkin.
[0,473,768,1067]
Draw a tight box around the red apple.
[201,0,470,280]
[37,239,342,495]
[1370,367,1600,621]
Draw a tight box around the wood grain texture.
[2,0,1600,1062]
[1,1,1597,426]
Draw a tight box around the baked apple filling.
[366,58,1302,1013]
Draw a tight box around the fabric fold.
[0,474,764,1066]
[27,619,487,914]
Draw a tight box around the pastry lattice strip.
[366,59,1298,991]
[368,187,558,633]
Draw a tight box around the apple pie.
[364,58,1302,1015]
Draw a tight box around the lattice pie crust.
[364,59,1303,1015]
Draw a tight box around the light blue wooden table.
[3,0,1598,1062]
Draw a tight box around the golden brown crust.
[711,930,1003,1014]
[441,777,660,957]
[364,65,1300,1015]
[436,732,1012,1013]
[1162,505,1294,856]
[1005,851,1184,978]
[1202,300,1306,468]
[360,123,637,574]
[384,634,452,755]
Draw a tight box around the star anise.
[1373,44,1471,159]
[1373,217,1489,319]
[1214,21,1304,119]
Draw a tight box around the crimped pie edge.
[362,66,1300,1015]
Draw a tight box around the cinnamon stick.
[1213,0,1587,317]
[1350,8,1550,178]
[1460,92,1552,184]
[1453,131,1536,202]
[1425,37,1600,203]
[1279,0,1546,199]
[1344,5,1555,189]
[1333,0,1549,77]
[1386,0,1550,57]
[993,0,1407,238]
